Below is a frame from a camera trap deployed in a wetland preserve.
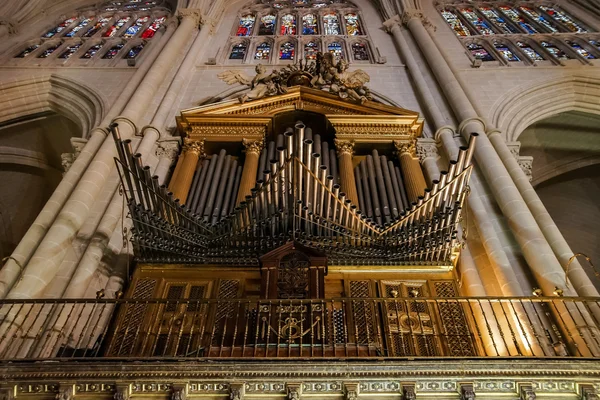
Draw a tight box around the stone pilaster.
[416,137,440,185]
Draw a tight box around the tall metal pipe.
[394,165,410,210]
[187,158,207,211]
[355,166,365,217]
[372,150,391,223]
[196,153,218,217]
[359,161,373,219]
[212,154,232,224]
[321,141,330,171]
[366,155,382,224]
[257,148,268,182]
[380,155,399,219]
[329,148,338,185]
[267,141,276,170]
[464,132,479,167]
[203,149,227,221]
[388,159,405,212]
[229,165,243,215]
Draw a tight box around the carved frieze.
[416,138,438,162]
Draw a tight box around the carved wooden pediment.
[177,87,424,144]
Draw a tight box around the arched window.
[493,41,520,62]
[304,41,319,60]
[467,42,494,61]
[516,41,544,61]
[123,16,150,38]
[279,41,295,60]
[518,6,559,33]
[64,18,94,37]
[323,12,340,35]
[230,43,248,59]
[81,44,103,59]
[237,14,256,36]
[280,14,296,35]
[15,44,40,58]
[327,41,343,60]
[227,0,373,64]
[440,9,471,37]
[259,14,276,35]
[478,7,519,34]
[565,40,596,59]
[44,18,77,38]
[457,7,494,35]
[351,42,369,61]
[302,14,318,35]
[103,43,125,59]
[141,17,167,39]
[255,42,272,60]
[83,17,111,37]
[38,43,62,58]
[497,7,538,34]
[344,13,362,36]
[539,6,588,33]
[58,43,83,59]
[103,17,132,37]
[541,41,571,60]
[125,44,145,59]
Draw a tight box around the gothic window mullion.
[456,6,493,36]
[473,7,505,35]
[515,6,558,34]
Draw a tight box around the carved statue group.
[218,52,371,104]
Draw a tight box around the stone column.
[334,139,359,206]
[169,139,204,204]
[394,140,427,204]
[416,138,440,185]
[236,138,263,204]
[154,139,180,185]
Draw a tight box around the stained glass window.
[273,3,285,8]
[15,44,40,58]
[38,43,62,58]
[493,42,519,62]
[125,44,145,59]
[458,8,494,35]
[65,18,94,37]
[280,14,296,35]
[565,40,596,59]
[103,17,131,37]
[302,14,318,35]
[517,41,544,61]
[479,7,519,34]
[498,6,538,34]
[541,41,571,60]
[304,41,318,60]
[237,14,255,36]
[440,9,471,37]
[279,41,295,60]
[102,43,124,59]
[467,43,494,61]
[58,43,82,59]
[83,17,111,37]
[255,42,271,60]
[323,13,340,35]
[81,44,103,59]
[518,6,559,33]
[328,41,343,59]
[43,17,77,38]
[539,6,587,33]
[140,16,166,39]
[229,43,247,59]
[590,40,600,49]
[293,0,308,6]
[259,14,276,35]
[123,16,150,38]
[352,42,369,60]
[344,13,362,36]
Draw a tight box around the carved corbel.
[402,383,416,400]
[416,138,438,163]
[55,384,74,400]
[382,15,402,33]
[519,384,536,400]
[581,384,599,400]
[0,387,15,400]
[343,382,359,400]
[114,384,131,400]
[459,383,475,400]
[287,383,301,400]
[171,385,187,400]
[156,138,182,161]
[178,8,204,26]
[506,141,533,182]
[229,383,245,400]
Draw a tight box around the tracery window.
[10,0,171,65]
[230,43,248,59]
[439,3,599,67]
[227,0,373,64]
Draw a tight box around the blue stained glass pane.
[58,43,82,59]
[123,16,150,38]
[458,8,494,35]
[516,41,544,61]
[236,14,255,36]
[102,43,124,58]
[467,43,494,61]
[479,7,519,34]
[229,43,247,59]
[15,44,40,58]
[81,44,103,59]
[65,18,93,37]
[255,42,271,60]
[38,43,62,58]
[590,40,600,49]
[103,17,131,37]
[540,6,587,33]
[83,17,111,37]
[279,41,295,59]
[125,44,145,59]
[498,6,538,34]
[494,43,520,61]
[43,18,77,38]
[566,40,596,59]
[518,6,558,33]
[440,9,471,36]
[302,14,318,35]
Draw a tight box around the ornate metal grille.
[277,252,310,299]
[349,281,373,345]
[434,281,475,356]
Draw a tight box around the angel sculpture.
[327,58,371,104]
[218,64,285,103]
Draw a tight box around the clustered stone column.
[236,138,264,205]
[168,139,205,204]
[416,138,440,185]
[394,140,427,204]
[334,139,359,206]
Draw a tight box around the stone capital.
[178,8,204,26]
[334,139,355,156]
[434,125,456,143]
[183,138,205,156]
[458,117,486,139]
[416,138,438,162]
[242,138,264,155]
[394,139,416,157]
[382,15,401,33]
[156,138,181,160]
[112,116,138,136]
[402,8,436,31]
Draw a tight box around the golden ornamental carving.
[190,125,266,138]
[183,139,204,156]
[242,138,264,155]
[334,139,355,157]
[394,140,416,157]
[333,125,411,137]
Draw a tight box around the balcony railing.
[1,297,600,360]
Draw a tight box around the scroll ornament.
[218,52,371,104]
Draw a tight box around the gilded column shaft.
[395,141,427,204]
[335,140,359,206]
[170,139,204,204]
[236,138,263,205]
